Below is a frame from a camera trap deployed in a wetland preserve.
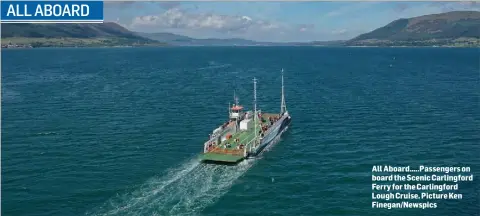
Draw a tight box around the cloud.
[104,1,156,10]
[104,1,135,8]
[106,1,178,10]
[430,1,480,12]
[297,24,314,32]
[158,2,181,9]
[458,1,480,8]
[325,10,342,17]
[394,2,480,18]
[325,2,379,17]
[130,8,311,35]
[331,29,347,35]
[126,8,317,42]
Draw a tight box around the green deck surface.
[200,152,244,163]
[200,112,280,163]
[225,127,256,148]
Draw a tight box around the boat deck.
[200,112,281,163]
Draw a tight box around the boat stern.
[199,152,245,164]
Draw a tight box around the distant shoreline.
[0,37,168,49]
[2,36,479,48]
[2,45,478,49]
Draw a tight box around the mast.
[233,90,239,131]
[253,77,257,140]
[234,90,239,106]
[281,68,287,114]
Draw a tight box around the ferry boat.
[200,69,292,164]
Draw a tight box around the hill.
[347,11,480,47]
[136,32,280,46]
[134,32,194,43]
[1,23,166,48]
[2,11,479,48]
[293,40,346,46]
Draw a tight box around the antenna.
[253,77,257,139]
[233,90,240,131]
[234,90,239,106]
[281,68,287,114]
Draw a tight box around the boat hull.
[250,113,291,157]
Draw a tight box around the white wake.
[88,157,256,216]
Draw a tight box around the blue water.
[2,47,479,216]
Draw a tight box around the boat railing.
[204,141,209,153]
[244,136,257,156]
[204,140,216,153]
[208,147,244,156]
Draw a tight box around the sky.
[104,1,480,42]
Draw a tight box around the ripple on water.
[87,157,258,216]
[2,47,479,216]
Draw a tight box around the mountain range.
[134,32,270,46]
[2,11,479,47]
[1,23,165,47]
[346,11,480,46]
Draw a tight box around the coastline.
[2,37,478,49]
[2,44,479,49]
[1,37,167,48]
